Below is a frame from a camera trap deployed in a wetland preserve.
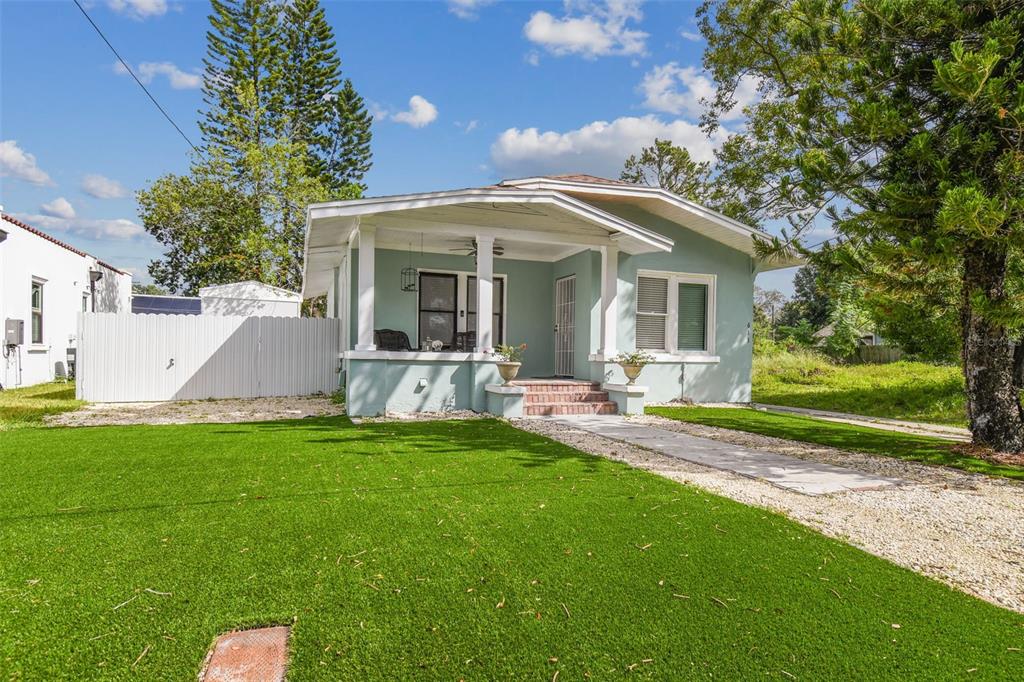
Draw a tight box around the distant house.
[199,281,301,317]
[0,214,132,388]
[130,281,301,317]
[813,323,884,346]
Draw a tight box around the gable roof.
[1,213,130,275]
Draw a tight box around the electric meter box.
[5,319,24,346]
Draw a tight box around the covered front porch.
[302,188,672,416]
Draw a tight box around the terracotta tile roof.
[1,213,130,275]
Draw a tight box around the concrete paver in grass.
[200,626,290,682]
[542,415,908,495]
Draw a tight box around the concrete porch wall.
[346,357,500,416]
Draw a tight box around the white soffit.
[302,188,675,297]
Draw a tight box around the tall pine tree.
[200,0,283,163]
[279,0,372,193]
[281,0,340,179]
[142,0,373,295]
[325,79,373,192]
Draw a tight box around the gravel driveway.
[513,414,1024,614]
[47,395,345,426]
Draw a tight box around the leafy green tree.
[131,283,168,296]
[142,85,336,293]
[143,0,372,296]
[699,0,1024,451]
[777,265,830,329]
[621,138,755,223]
[138,166,264,295]
[621,139,713,201]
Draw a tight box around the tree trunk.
[1013,342,1024,391]
[960,246,1024,453]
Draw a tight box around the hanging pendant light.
[401,237,418,292]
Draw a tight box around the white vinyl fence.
[77,313,340,402]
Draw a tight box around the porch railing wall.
[76,312,340,402]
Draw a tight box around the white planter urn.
[497,361,521,385]
[620,363,643,385]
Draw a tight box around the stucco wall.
[0,217,132,388]
[592,200,755,403]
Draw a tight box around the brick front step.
[524,391,610,404]
[524,401,618,416]
[513,381,601,393]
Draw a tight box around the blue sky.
[0,0,798,293]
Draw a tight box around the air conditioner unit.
[5,319,24,346]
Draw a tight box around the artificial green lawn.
[0,382,82,430]
[2,418,1022,679]
[753,351,968,426]
[648,406,1024,481]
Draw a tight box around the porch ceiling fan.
[449,239,505,257]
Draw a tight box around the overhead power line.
[72,0,200,153]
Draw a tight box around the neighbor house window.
[635,271,715,354]
[31,280,44,344]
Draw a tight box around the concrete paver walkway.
[753,403,971,442]
[544,415,907,495]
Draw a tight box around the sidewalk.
[542,415,907,496]
[752,403,971,442]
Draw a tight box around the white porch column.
[355,225,376,351]
[599,244,618,357]
[475,235,494,353]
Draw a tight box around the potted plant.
[613,349,653,385]
[494,343,527,385]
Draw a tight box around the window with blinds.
[636,276,668,349]
[677,283,707,351]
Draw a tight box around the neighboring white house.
[198,281,301,317]
[0,213,132,389]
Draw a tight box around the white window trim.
[635,269,716,356]
[30,277,45,345]
[415,268,508,346]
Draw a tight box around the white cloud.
[107,0,168,20]
[490,115,727,179]
[81,174,130,199]
[448,0,494,20]
[40,197,77,220]
[0,140,53,186]
[14,213,144,240]
[455,119,479,133]
[640,62,759,121]
[113,61,201,89]
[524,51,541,67]
[391,95,438,128]
[680,30,702,42]
[524,0,648,59]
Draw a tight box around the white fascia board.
[500,177,769,241]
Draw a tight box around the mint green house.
[301,174,794,417]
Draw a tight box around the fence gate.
[76,313,340,402]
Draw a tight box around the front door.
[554,275,575,377]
